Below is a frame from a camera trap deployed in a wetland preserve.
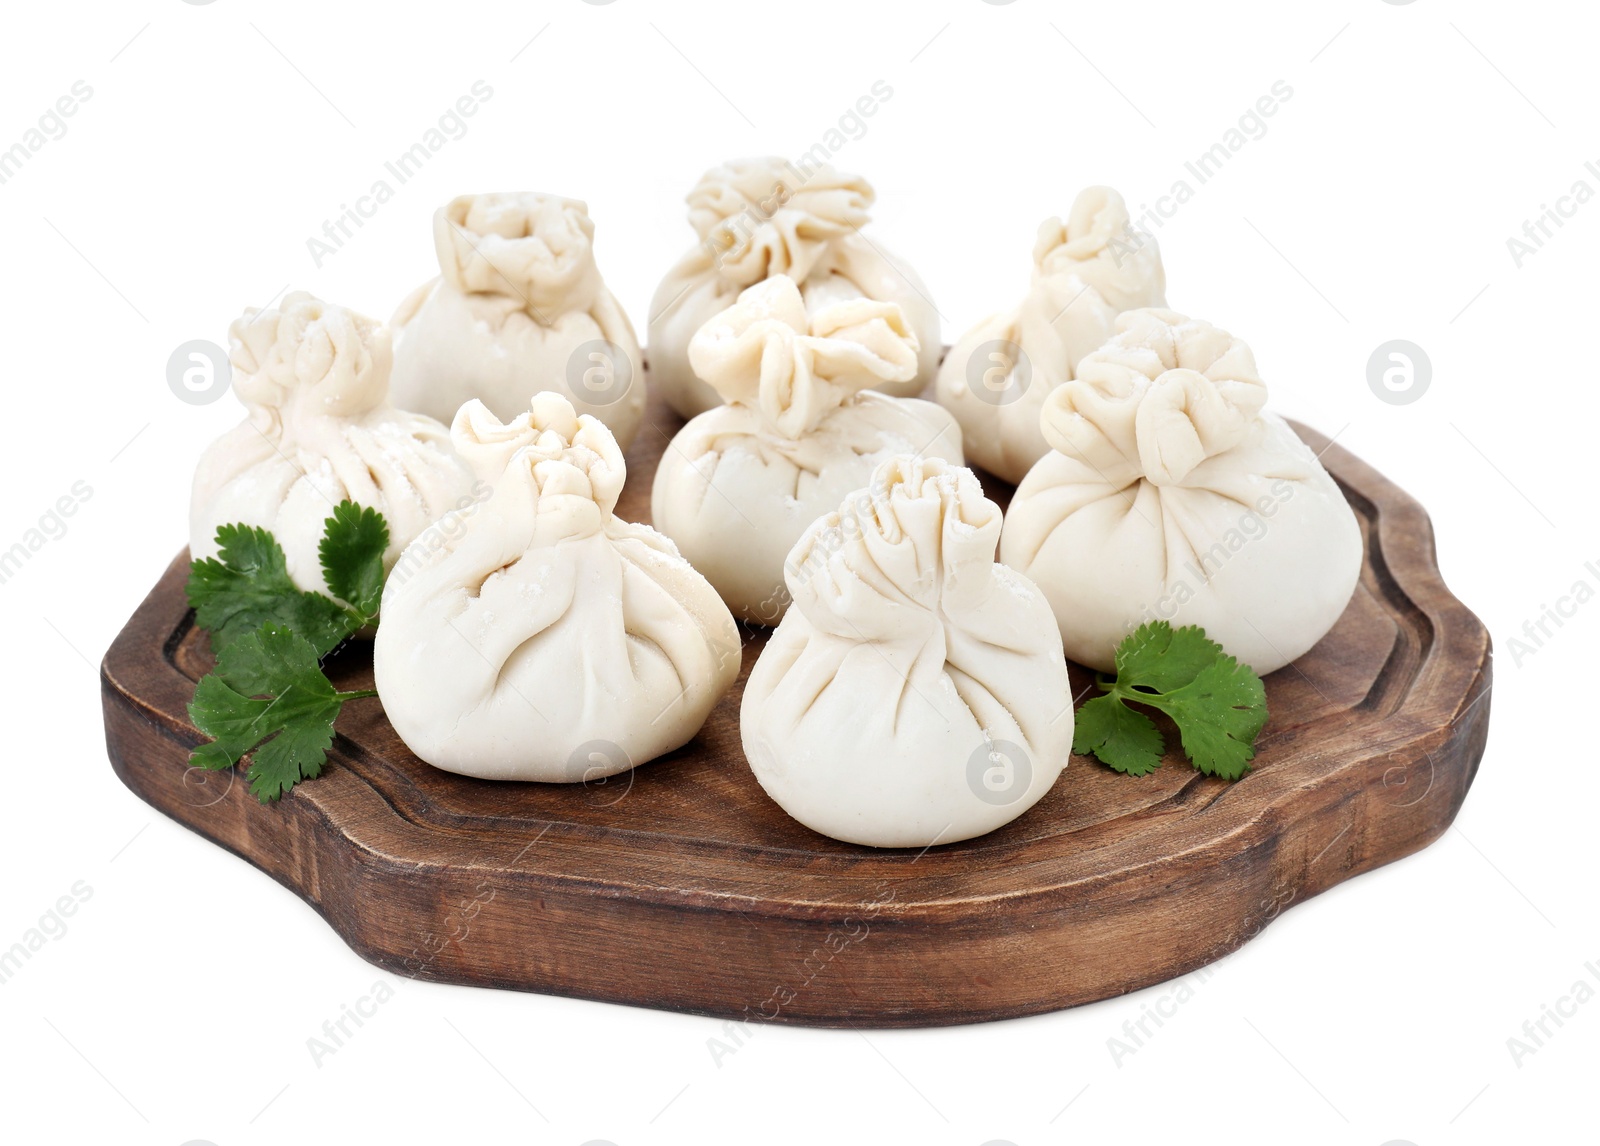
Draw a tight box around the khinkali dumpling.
[189,291,474,597]
[389,193,645,448]
[742,455,1073,848]
[936,187,1167,483]
[650,275,962,624]
[373,392,740,782]
[649,157,941,418]
[999,308,1362,675]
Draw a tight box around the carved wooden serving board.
[101,389,1490,1027]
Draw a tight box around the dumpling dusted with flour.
[741,455,1073,848]
[389,193,645,448]
[937,187,1167,483]
[999,308,1362,675]
[649,157,942,418]
[189,291,474,598]
[650,275,962,623]
[373,393,740,782]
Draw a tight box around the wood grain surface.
[101,387,1491,1027]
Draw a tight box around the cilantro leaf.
[184,504,393,803]
[1161,656,1269,780]
[1073,694,1165,775]
[318,501,390,621]
[187,623,376,803]
[187,501,391,657]
[1113,622,1224,695]
[1073,621,1268,780]
[212,613,324,693]
[186,523,352,657]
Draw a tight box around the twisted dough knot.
[1040,308,1268,485]
[786,455,1002,640]
[451,391,625,518]
[228,291,393,419]
[687,156,875,286]
[433,192,603,318]
[688,275,920,440]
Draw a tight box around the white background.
[0,1,1591,1143]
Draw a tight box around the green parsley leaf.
[184,504,392,802]
[186,501,390,657]
[1073,693,1166,776]
[187,623,377,803]
[318,501,390,622]
[187,523,352,657]
[1111,621,1222,695]
[1072,621,1268,780]
[1161,657,1269,780]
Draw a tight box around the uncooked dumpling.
[373,392,740,782]
[649,157,941,418]
[936,186,1166,484]
[650,275,962,623]
[741,455,1074,848]
[999,308,1362,675]
[189,291,474,598]
[389,193,645,448]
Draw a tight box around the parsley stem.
[1107,684,1169,711]
[337,689,380,700]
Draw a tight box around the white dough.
[648,156,941,418]
[650,275,962,624]
[936,187,1167,484]
[741,455,1073,849]
[189,291,474,599]
[373,393,740,782]
[389,193,645,449]
[999,308,1363,675]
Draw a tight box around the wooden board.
[101,389,1491,1027]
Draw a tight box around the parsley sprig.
[187,501,387,657]
[185,502,389,802]
[1073,621,1268,780]
[189,624,378,801]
